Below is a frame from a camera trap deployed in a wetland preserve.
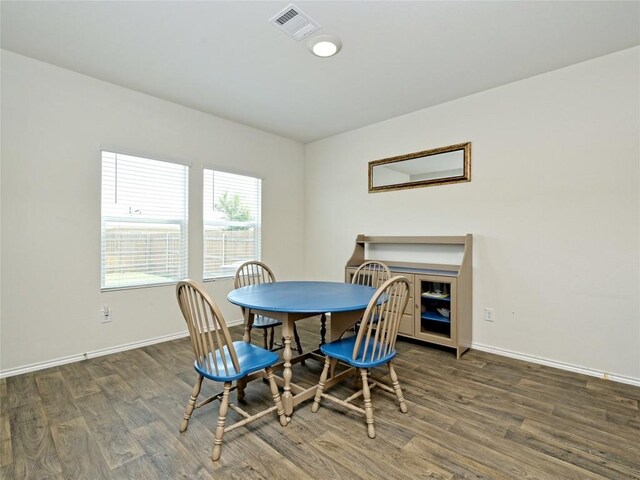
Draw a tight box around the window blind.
[203,169,262,279]
[101,151,189,290]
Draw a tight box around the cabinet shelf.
[421,312,451,323]
[421,294,451,302]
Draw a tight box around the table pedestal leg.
[242,309,253,344]
[238,309,254,402]
[281,319,293,419]
[236,378,247,402]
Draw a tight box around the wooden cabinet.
[345,235,472,358]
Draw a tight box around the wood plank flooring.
[1,317,639,479]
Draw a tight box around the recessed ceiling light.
[308,35,342,58]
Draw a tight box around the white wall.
[2,47,639,382]
[0,50,305,373]
[304,47,640,381]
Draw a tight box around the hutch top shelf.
[346,234,472,274]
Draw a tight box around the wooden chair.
[176,280,287,461]
[352,260,392,288]
[311,276,411,438]
[319,261,391,345]
[234,261,303,358]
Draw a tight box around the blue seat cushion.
[194,341,280,382]
[320,335,396,369]
[252,315,282,328]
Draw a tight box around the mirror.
[368,142,471,192]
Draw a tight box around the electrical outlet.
[101,305,112,323]
[484,307,495,322]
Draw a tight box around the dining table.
[227,280,376,418]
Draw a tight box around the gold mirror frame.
[368,142,471,193]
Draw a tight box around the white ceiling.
[2,1,639,143]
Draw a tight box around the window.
[203,169,262,279]
[101,151,189,290]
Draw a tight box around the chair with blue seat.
[311,276,410,438]
[176,279,287,461]
[319,261,391,344]
[350,260,391,330]
[234,261,303,358]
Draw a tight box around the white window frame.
[203,168,262,280]
[100,150,189,291]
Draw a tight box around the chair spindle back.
[176,280,239,377]
[352,261,391,289]
[234,261,276,288]
[353,276,410,364]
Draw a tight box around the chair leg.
[211,381,232,461]
[292,323,304,366]
[319,313,327,347]
[388,362,408,413]
[361,369,375,438]
[312,356,331,413]
[180,375,203,433]
[266,367,288,427]
[262,328,269,349]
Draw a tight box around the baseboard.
[472,342,640,387]
[4,327,637,387]
[0,318,244,379]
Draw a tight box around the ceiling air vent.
[269,4,321,41]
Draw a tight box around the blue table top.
[227,281,376,313]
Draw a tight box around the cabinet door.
[414,274,457,347]
[391,271,414,336]
[398,313,415,337]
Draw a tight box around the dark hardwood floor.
[1,317,639,479]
